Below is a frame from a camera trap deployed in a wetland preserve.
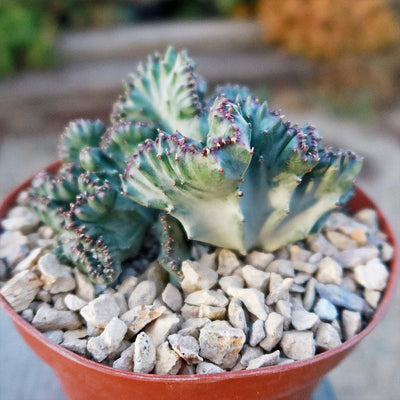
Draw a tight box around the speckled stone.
[199,321,245,369]
[134,332,156,373]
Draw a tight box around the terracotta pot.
[0,160,398,400]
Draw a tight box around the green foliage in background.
[0,1,56,77]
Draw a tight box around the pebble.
[178,317,210,338]
[307,234,338,256]
[180,304,200,320]
[0,270,42,312]
[0,242,29,268]
[21,308,34,322]
[155,341,182,375]
[266,259,294,278]
[217,249,241,276]
[168,333,203,365]
[315,323,342,351]
[32,304,81,332]
[64,294,88,311]
[74,269,95,302]
[280,331,315,360]
[325,212,370,234]
[316,257,343,285]
[290,245,312,262]
[354,208,378,230]
[0,259,7,281]
[196,362,225,374]
[313,298,338,321]
[199,321,246,369]
[260,312,284,352]
[246,350,280,370]
[218,275,244,293]
[199,304,226,320]
[340,276,357,292]
[87,317,128,362]
[292,260,318,274]
[334,246,379,268]
[315,283,365,312]
[134,332,156,373]
[144,312,181,348]
[38,254,76,294]
[162,283,183,312]
[0,230,28,248]
[80,293,120,329]
[226,287,268,320]
[342,310,362,340]
[275,300,292,329]
[180,260,218,294]
[128,280,157,308]
[13,247,45,273]
[293,273,310,285]
[62,338,87,355]
[239,345,264,367]
[121,305,166,335]
[179,364,196,375]
[354,258,389,291]
[364,289,381,309]
[245,251,274,269]
[249,319,266,347]
[228,298,247,333]
[43,330,64,344]
[113,292,128,315]
[36,289,51,303]
[117,276,138,298]
[242,265,270,291]
[289,283,305,293]
[325,231,358,251]
[113,344,135,371]
[381,242,394,262]
[145,262,168,296]
[185,289,228,308]
[278,357,295,365]
[349,229,367,246]
[1,207,39,234]
[53,294,68,311]
[198,252,217,270]
[292,310,319,331]
[266,274,293,305]
[63,328,88,341]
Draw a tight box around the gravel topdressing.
[0,195,394,375]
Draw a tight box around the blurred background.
[0,1,399,399]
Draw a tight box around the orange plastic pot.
[0,160,398,400]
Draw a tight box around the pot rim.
[0,159,398,383]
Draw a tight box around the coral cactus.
[258,0,399,60]
[26,47,362,285]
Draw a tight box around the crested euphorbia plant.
[26,47,362,285]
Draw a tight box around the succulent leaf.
[55,233,121,285]
[208,84,252,104]
[122,70,362,253]
[58,119,106,163]
[123,100,253,252]
[112,46,206,141]
[257,150,363,250]
[101,122,159,169]
[157,213,191,286]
